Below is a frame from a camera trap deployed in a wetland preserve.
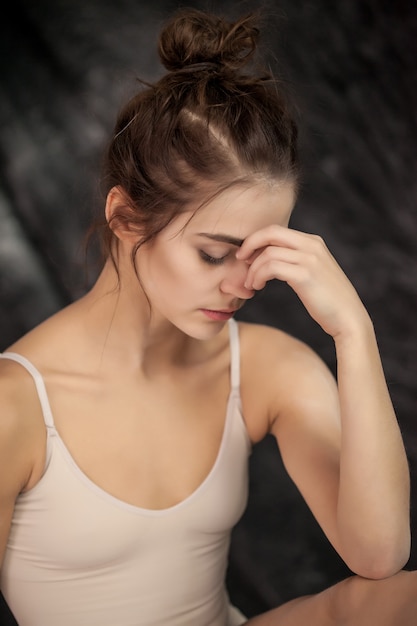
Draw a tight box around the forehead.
[170,182,296,240]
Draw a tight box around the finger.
[236,225,288,261]
[245,246,304,289]
[246,258,309,291]
[237,225,313,261]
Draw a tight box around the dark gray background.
[0,0,416,620]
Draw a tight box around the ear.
[105,186,142,243]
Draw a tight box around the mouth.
[199,308,238,322]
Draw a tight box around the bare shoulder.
[236,320,338,440]
[237,319,331,380]
[0,358,47,494]
[0,358,47,567]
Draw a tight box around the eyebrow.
[197,233,244,247]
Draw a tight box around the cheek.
[140,239,214,299]
[145,246,193,293]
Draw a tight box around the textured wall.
[0,0,416,619]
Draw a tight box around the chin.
[178,319,226,341]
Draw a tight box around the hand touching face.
[236,225,368,339]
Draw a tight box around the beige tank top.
[0,319,250,625]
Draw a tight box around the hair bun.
[158,8,260,73]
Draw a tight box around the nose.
[220,261,255,300]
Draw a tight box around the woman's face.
[135,182,296,339]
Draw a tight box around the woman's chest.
[44,366,232,509]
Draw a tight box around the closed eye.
[199,250,228,265]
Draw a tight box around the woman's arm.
[332,314,410,576]
[0,365,43,572]
[237,226,411,579]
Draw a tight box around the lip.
[200,308,237,322]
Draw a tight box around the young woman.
[0,8,415,626]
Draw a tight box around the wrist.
[332,307,375,349]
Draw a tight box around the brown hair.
[96,7,299,267]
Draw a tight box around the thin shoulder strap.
[228,318,241,390]
[0,352,55,427]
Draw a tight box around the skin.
[0,181,415,624]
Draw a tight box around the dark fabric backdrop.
[0,0,416,621]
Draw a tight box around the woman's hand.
[236,225,369,339]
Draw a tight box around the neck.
[76,259,212,375]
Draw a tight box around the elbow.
[347,551,410,580]
[352,559,409,581]
[346,537,411,581]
